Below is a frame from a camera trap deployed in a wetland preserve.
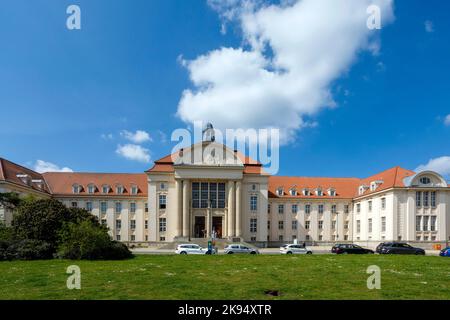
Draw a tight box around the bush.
[0,239,53,261]
[57,220,132,260]
[0,222,14,242]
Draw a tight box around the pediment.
[174,142,244,167]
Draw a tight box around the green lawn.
[0,254,449,300]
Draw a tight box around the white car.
[280,244,312,255]
[175,244,216,255]
[224,244,259,254]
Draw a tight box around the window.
[130,202,136,214]
[316,188,323,196]
[420,177,431,185]
[344,235,348,240]
[100,201,107,214]
[267,220,270,230]
[381,217,386,232]
[368,201,372,212]
[291,204,298,214]
[71,202,78,208]
[145,220,148,229]
[430,216,436,231]
[277,188,284,196]
[331,205,337,214]
[292,220,298,230]
[356,203,361,213]
[160,237,165,241]
[131,235,136,241]
[290,188,297,196]
[102,185,110,194]
[116,235,121,241]
[130,220,136,230]
[268,204,271,213]
[305,221,310,230]
[252,184,256,191]
[159,218,167,232]
[368,218,373,233]
[423,216,429,231]
[116,219,121,229]
[278,221,284,230]
[319,235,323,241]
[250,218,257,233]
[344,221,349,229]
[356,220,361,233]
[331,221,336,229]
[115,202,122,214]
[318,221,323,229]
[431,191,436,207]
[303,188,310,196]
[292,235,297,240]
[159,194,167,209]
[250,196,258,211]
[278,235,283,241]
[328,188,336,196]
[131,185,138,195]
[251,236,256,241]
[145,235,148,241]
[160,183,166,190]
[86,202,92,212]
[72,184,81,194]
[424,192,429,207]
[278,204,284,214]
[306,235,310,241]
[305,204,311,214]
[145,203,148,213]
[88,184,95,194]
[381,198,386,210]
[318,204,324,214]
[344,205,349,214]
[416,191,422,207]
[116,185,124,194]
[192,182,225,209]
[416,216,421,231]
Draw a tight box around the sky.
[0,0,449,179]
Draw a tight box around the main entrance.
[194,216,206,238]
[212,216,223,239]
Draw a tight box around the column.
[235,181,242,237]
[206,208,211,238]
[182,180,190,238]
[175,180,182,237]
[227,181,235,237]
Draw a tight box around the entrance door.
[194,216,206,238]
[212,217,223,239]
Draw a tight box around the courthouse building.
[1,141,449,247]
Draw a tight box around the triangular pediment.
[173,142,244,167]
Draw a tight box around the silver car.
[175,244,216,255]
[224,244,259,254]
[280,244,312,254]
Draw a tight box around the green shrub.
[0,222,14,242]
[57,220,132,260]
[0,239,53,261]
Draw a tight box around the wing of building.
[1,143,449,247]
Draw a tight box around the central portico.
[146,141,269,243]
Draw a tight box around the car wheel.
[287,251,293,254]
[306,251,312,254]
[205,251,211,255]
[227,251,234,254]
[415,251,425,255]
[180,251,187,255]
[250,251,256,254]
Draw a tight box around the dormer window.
[131,185,138,195]
[72,184,81,194]
[87,184,96,194]
[370,180,383,191]
[328,188,336,197]
[116,185,124,194]
[16,173,31,185]
[289,188,297,196]
[276,187,284,196]
[32,179,44,189]
[358,185,369,195]
[316,188,323,196]
[102,185,110,194]
[303,188,310,196]
[420,177,431,185]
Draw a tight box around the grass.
[0,254,449,300]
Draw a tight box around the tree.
[0,192,22,210]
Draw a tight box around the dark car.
[439,247,450,257]
[332,244,374,254]
[376,242,425,255]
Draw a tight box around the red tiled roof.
[42,172,148,197]
[356,166,416,197]
[0,158,50,194]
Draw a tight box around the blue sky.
[0,0,449,178]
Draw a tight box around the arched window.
[87,184,96,194]
[72,184,81,194]
[420,177,431,185]
[102,185,110,194]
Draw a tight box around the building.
[1,141,449,247]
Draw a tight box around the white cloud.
[116,144,151,163]
[101,133,114,140]
[444,114,450,126]
[120,130,152,144]
[424,20,434,33]
[34,160,73,173]
[415,156,450,177]
[177,0,394,144]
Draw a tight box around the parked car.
[439,247,450,257]
[331,243,374,254]
[224,244,259,254]
[280,244,312,254]
[175,244,216,255]
[376,242,425,255]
